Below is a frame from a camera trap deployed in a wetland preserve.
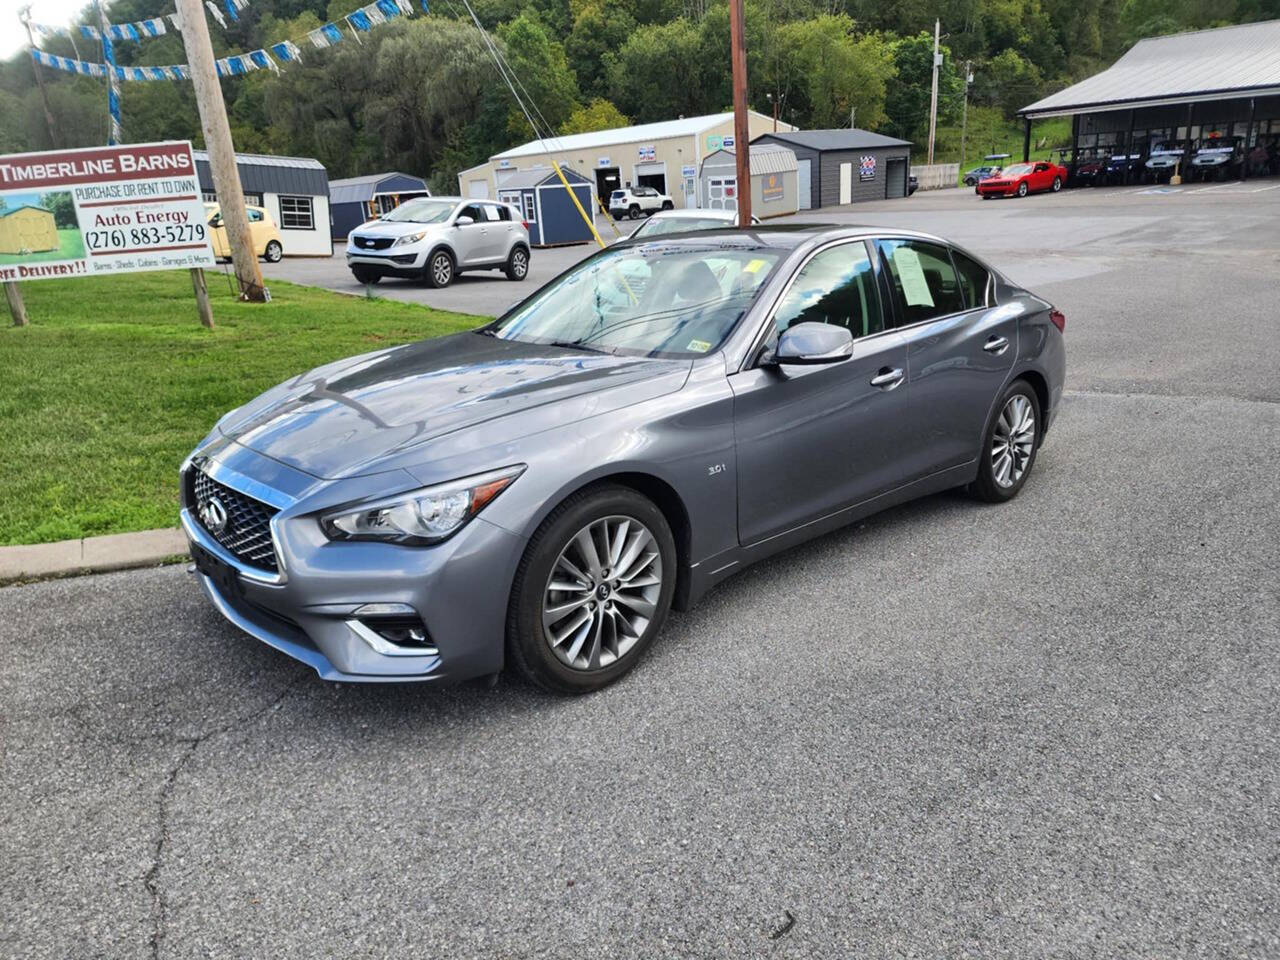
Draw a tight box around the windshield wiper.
[546,338,609,354]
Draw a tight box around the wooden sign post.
[5,281,26,327]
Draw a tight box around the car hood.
[349,219,449,239]
[217,333,691,479]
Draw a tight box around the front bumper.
[977,183,1016,196]
[345,246,427,276]
[182,453,527,683]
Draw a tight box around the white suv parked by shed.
[608,186,674,219]
[346,196,530,288]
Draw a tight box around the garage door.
[468,179,489,199]
[885,157,906,198]
[797,159,811,209]
[634,161,666,194]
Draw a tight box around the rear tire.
[504,245,529,281]
[1051,176,1062,192]
[629,204,642,220]
[968,379,1042,503]
[506,485,677,695]
[425,249,454,288]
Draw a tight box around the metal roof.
[193,149,329,198]
[0,204,50,219]
[1020,19,1280,117]
[701,144,799,175]
[493,167,592,190]
[491,111,791,160]
[755,128,912,151]
[328,172,428,205]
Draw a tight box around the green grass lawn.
[0,228,86,265]
[0,271,482,545]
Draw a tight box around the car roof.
[614,222,957,252]
[648,209,737,220]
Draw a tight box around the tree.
[972,48,1044,119]
[883,31,964,144]
[566,1,637,98]
[561,97,629,133]
[497,12,582,138]
[40,191,78,228]
[606,19,709,122]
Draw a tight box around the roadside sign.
[0,141,214,284]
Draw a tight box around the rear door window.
[951,249,991,309]
[876,239,966,326]
[771,242,883,340]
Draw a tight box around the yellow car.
[204,203,284,263]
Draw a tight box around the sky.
[3,0,94,60]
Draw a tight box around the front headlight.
[392,231,427,247]
[320,465,525,545]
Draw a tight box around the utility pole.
[18,7,59,148]
[927,18,941,165]
[850,106,856,129]
[174,0,267,302]
[959,60,973,177]
[729,0,752,227]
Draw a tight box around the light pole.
[927,19,941,165]
[729,0,751,226]
[960,61,973,178]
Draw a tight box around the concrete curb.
[0,528,188,585]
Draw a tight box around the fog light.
[346,612,437,657]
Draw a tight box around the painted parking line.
[1250,183,1280,193]
[1183,181,1243,193]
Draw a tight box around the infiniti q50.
[182,225,1065,694]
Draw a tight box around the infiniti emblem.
[199,495,229,536]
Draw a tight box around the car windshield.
[487,242,782,359]
[632,216,732,238]
[381,198,455,223]
[1001,163,1032,177]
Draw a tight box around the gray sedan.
[182,225,1066,694]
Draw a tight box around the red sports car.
[976,160,1068,199]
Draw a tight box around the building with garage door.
[194,150,332,256]
[496,167,596,246]
[697,144,800,217]
[751,129,913,207]
[1018,19,1280,181]
[328,172,430,241]
[458,111,796,211]
[0,204,58,254]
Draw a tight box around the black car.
[908,174,919,195]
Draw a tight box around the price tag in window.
[893,246,934,307]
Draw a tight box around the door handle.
[983,335,1010,354]
[870,367,904,389]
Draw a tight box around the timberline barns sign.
[0,141,214,283]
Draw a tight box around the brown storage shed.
[0,205,58,254]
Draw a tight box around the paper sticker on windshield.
[743,259,767,274]
[686,339,713,353]
[893,246,935,307]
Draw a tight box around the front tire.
[425,249,454,288]
[1016,181,1029,198]
[969,379,1041,503]
[504,245,529,281]
[506,485,677,694]
[264,240,283,263]
[661,201,673,210]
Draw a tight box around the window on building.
[278,195,315,230]
[524,194,537,222]
[202,190,218,203]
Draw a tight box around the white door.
[468,179,489,199]
[839,163,852,205]
[797,159,812,210]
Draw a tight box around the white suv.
[608,186,674,220]
[346,196,530,288]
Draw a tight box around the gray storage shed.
[752,129,913,208]
[328,172,430,240]
[697,144,799,217]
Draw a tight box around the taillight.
[521,220,529,231]
[1049,309,1066,333]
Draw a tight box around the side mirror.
[455,215,474,226]
[766,322,854,366]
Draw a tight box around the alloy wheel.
[542,515,663,671]
[512,249,528,277]
[432,253,452,286]
[991,394,1036,487]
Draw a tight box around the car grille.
[351,235,394,251]
[189,467,280,573]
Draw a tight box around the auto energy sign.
[0,141,214,283]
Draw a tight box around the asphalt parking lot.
[4,182,1279,958]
